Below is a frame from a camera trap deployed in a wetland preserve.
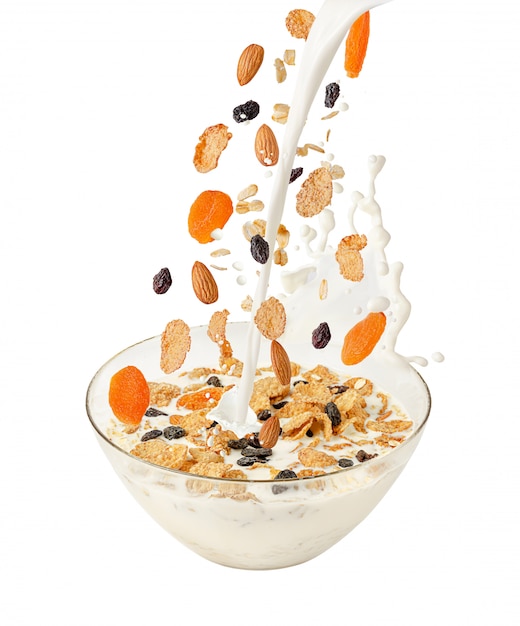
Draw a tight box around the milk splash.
[229,0,400,432]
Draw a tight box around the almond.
[259,414,280,449]
[255,124,279,167]
[192,261,218,304]
[237,43,264,86]
[271,340,292,385]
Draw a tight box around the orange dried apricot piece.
[108,365,150,426]
[188,190,233,244]
[341,311,386,365]
[176,386,225,411]
[344,11,370,78]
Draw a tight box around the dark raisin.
[338,458,354,468]
[206,375,223,388]
[228,438,249,450]
[312,322,331,349]
[145,407,168,417]
[242,446,272,458]
[324,82,340,108]
[232,100,260,123]
[272,401,288,410]
[293,379,309,387]
[257,409,272,421]
[237,456,255,467]
[274,469,298,480]
[289,167,303,183]
[141,429,162,442]
[162,425,186,440]
[153,267,172,294]
[306,429,314,438]
[356,450,378,463]
[329,384,348,395]
[324,402,341,428]
[250,234,270,264]
[246,434,262,448]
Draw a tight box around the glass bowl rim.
[86,324,431,486]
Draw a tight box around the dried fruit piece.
[255,124,279,166]
[160,319,191,374]
[324,82,340,108]
[259,414,281,449]
[296,167,333,217]
[254,296,286,340]
[250,234,270,264]
[188,190,233,244]
[237,43,264,86]
[192,261,218,304]
[152,267,172,294]
[233,100,260,123]
[193,124,232,173]
[271,340,292,385]
[341,312,386,365]
[312,322,331,349]
[286,9,315,40]
[108,365,150,426]
[289,167,303,183]
[345,11,370,78]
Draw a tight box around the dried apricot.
[341,312,386,365]
[188,190,233,244]
[108,365,150,426]
[344,11,370,78]
[176,386,225,411]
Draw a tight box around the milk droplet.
[210,228,223,240]
[333,182,344,194]
[264,170,273,178]
[326,153,334,161]
[432,352,445,362]
[407,356,428,367]
[236,275,247,285]
[338,102,349,111]
[367,297,390,312]
[353,306,362,315]
[232,261,244,271]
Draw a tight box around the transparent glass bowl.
[86,322,430,570]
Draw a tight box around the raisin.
[306,429,314,437]
[338,458,354,468]
[324,402,341,427]
[237,456,255,467]
[289,167,303,183]
[324,82,340,108]
[246,434,262,448]
[250,234,269,264]
[272,401,288,410]
[356,450,378,463]
[145,407,168,417]
[257,409,271,421]
[206,375,223,388]
[232,100,260,123]
[141,429,162,442]
[293,379,309,387]
[312,322,331,349]
[162,425,186,440]
[228,438,249,450]
[274,469,298,479]
[153,267,172,294]
[242,446,272,457]
[329,384,348,395]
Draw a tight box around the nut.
[259,414,280,448]
[237,43,264,86]
[255,124,279,167]
[271,340,292,385]
[192,261,218,304]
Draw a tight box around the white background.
[1,0,519,624]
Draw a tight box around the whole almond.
[192,261,218,304]
[255,124,279,167]
[271,340,292,385]
[259,414,280,449]
[237,43,264,86]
